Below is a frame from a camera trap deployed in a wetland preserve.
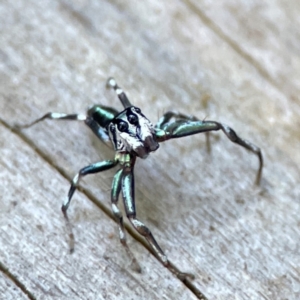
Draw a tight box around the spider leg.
[16,112,87,128]
[111,169,141,272]
[155,111,199,129]
[156,111,211,152]
[106,77,132,108]
[121,166,194,279]
[155,116,263,185]
[62,160,117,252]
[17,110,113,146]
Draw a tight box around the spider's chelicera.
[20,77,263,279]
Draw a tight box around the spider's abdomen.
[87,105,119,128]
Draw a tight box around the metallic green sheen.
[87,105,119,128]
[82,160,118,175]
[122,171,135,217]
[154,128,167,142]
[165,120,219,138]
[111,169,123,202]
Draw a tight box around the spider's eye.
[133,107,141,113]
[109,124,116,133]
[117,121,129,132]
[128,114,139,125]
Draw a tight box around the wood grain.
[0,0,299,299]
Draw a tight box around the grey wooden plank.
[0,0,299,299]
[0,273,29,300]
[184,0,300,115]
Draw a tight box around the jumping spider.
[20,78,263,279]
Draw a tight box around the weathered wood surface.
[0,0,299,299]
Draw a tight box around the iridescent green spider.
[20,78,263,279]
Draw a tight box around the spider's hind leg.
[16,112,87,129]
[155,111,211,152]
[155,112,263,185]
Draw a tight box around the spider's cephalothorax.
[108,106,159,158]
[20,77,263,280]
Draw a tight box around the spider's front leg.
[155,112,263,185]
[63,160,117,252]
[110,168,141,272]
[121,161,194,280]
